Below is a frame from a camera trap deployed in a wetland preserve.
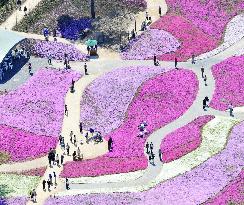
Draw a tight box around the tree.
[90,0,95,19]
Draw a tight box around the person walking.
[48,152,52,167]
[47,179,51,191]
[203,96,209,111]
[66,143,70,155]
[17,0,22,11]
[32,189,37,202]
[56,154,60,167]
[175,57,178,69]
[145,11,149,20]
[150,142,153,152]
[84,63,88,75]
[49,173,53,185]
[228,104,234,117]
[65,104,68,116]
[70,131,73,144]
[77,147,81,160]
[201,67,204,78]
[192,54,195,64]
[108,137,113,152]
[146,142,149,154]
[28,63,32,75]
[204,75,207,86]
[53,171,57,185]
[61,154,64,165]
[23,6,27,16]
[48,55,52,65]
[59,135,63,145]
[73,135,77,147]
[159,149,162,162]
[65,178,70,190]
[79,122,83,134]
[42,180,46,191]
[159,6,162,17]
[72,151,77,161]
[151,152,155,165]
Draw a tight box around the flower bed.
[160,115,214,163]
[150,14,218,61]
[0,174,41,197]
[0,197,28,205]
[33,40,88,61]
[210,56,244,111]
[205,169,244,205]
[0,68,81,137]
[121,29,180,60]
[45,120,244,205]
[62,69,198,177]
[61,156,147,177]
[0,125,57,162]
[165,0,244,40]
[80,66,168,136]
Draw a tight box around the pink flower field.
[166,0,244,40]
[121,29,180,60]
[46,121,244,205]
[160,115,214,163]
[0,125,57,162]
[62,69,198,177]
[61,156,147,177]
[210,56,244,111]
[150,14,218,61]
[0,68,81,137]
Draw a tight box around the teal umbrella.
[85,39,97,47]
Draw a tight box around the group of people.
[16,0,27,15]
[42,171,57,192]
[48,149,65,168]
[145,142,155,165]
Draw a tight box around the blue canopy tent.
[0,29,26,83]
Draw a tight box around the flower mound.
[0,68,81,137]
[161,115,214,163]
[62,69,198,177]
[0,125,57,162]
[80,66,168,136]
[121,29,180,60]
[61,156,147,177]
[150,14,218,61]
[34,40,88,61]
[210,56,244,111]
[165,0,244,40]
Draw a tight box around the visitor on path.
[228,104,234,117]
[48,153,52,167]
[17,0,22,11]
[42,180,46,191]
[146,12,149,20]
[175,57,178,69]
[32,189,37,203]
[150,142,153,152]
[65,178,70,190]
[146,142,149,154]
[192,54,195,64]
[204,75,207,86]
[59,135,63,145]
[87,46,90,55]
[108,137,113,152]
[48,55,52,65]
[203,96,209,111]
[66,143,70,155]
[84,63,88,75]
[201,67,204,78]
[159,6,162,17]
[65,104,68,116]
[159,149,162,162]
[70,131,73,144]
[49,173,53,185]
[73,135,77,147]
[47,179,51,192]
[70,79,75,93]
[149,152,155,165]
[153,54,159,66]
[131,29,136,39]
[28,63,32,75]
[80,122,83,133]
[56,154,60,167]
[77,147,81,160]
[53,171,57,185]
[23,6,27,16]
[61,154,64,165]
[72,151,77,161]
